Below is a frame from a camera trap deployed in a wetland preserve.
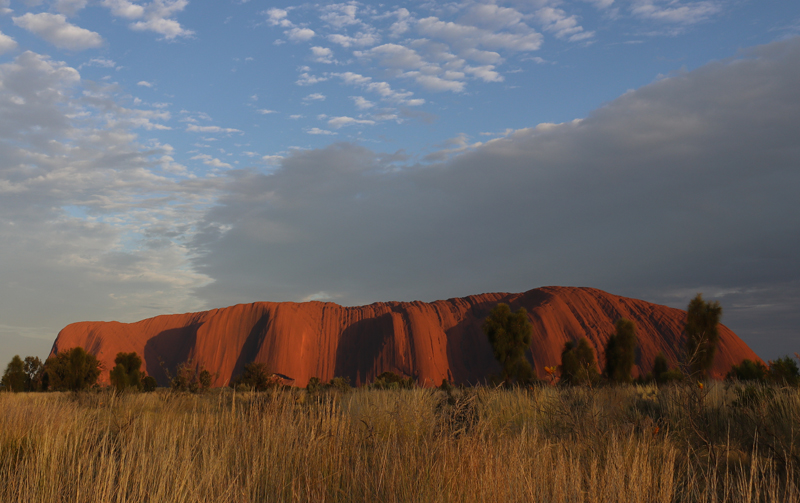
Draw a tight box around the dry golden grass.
[1,383,798,502]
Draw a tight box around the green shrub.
[43,347,101,391]
[726,359,768,382]
[371,371,415,390]
[109,352,144,392]
[559,338,600,386]
[231,362,277,391]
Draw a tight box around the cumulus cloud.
[103,0,194,39]
[13,13,103,50]
[137,80,153,87]
[191,153,233,169]
[0,31,17,54]
[351,96,373,109]
[286,27,315,42]
[302,92,326,103]
[189,37,800,360]
[310,46,335,64]
[53,0,89,16]
[535,7,594,42]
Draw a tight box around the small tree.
[231,362,277,391]
[653,352,669,383]
[603,318,637,384]
[109,352,144,392]
[23,356,44,391]
[170,360,212,392]
[372,371,415,390]
[726,359,768,382]
[1,355,26,392]
[685,294,722,378]
[43,347,101,391]
[483,303,534,386]
[560,338,600,386]
[767,356,799,387]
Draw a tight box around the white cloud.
[265,8,292,27]
[631,0,721,24]
[186,124,243,134]
[302,92,326,103]
[310,46,335,64]
[305,127,336,135]
[256,109,277,114]
[137,80,153,87]
[320,3,360,29]
[296,72,328,85]
[327,116,375,128]
[351,96,373,109]
[13,13,103,50]
[535,7,594,42]
[82,57,117,69]
[54,0,89,16]
[0,31,17,55]
[416,16,543,52]
[104,0,194,39]
[0,50,216,358]
[289,114,304,119]
[333,72,423,105]
[328,31,380,48]
[191,153,233,169]
[286,27,315,42]
[102,0,145,19]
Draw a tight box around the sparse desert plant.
[767,355,800,387]
[231,362,278,391]
[727,358,768,382]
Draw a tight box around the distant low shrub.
[371,371,415,390]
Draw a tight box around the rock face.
[51,286,761,387]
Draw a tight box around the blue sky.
[1,0,799,366]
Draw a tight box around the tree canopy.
[560,338,600,386]
[685,294,722,378]
[482,303,534,386]
[603,318,637,384]
[44,347,101,391]
[109,352,144,392]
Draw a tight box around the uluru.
[50,286,761,387]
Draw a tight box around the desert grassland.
[1,383,798,503]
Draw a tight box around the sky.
[0,0,799,367]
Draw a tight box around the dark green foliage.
[1,355,26,392]
[199,370,213,390]
[483,303,534,386]
[726,359,768,382]
[767,356,800,387]
[109,352,143,392]
[43,347,101,391]
[659,368,684,383]
[685,294,722,378]
[653,353,669,384]
[603,318,637,384]
[372,371,415,390]
[142,375,158,392]
[559,338,600,386]
[231,362,277,391]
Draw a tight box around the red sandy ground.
[51,286,761,387]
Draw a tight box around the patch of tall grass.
[0,382,798,502]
